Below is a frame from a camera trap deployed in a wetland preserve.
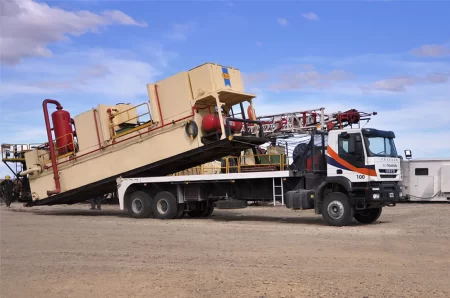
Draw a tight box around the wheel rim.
[327,200,344,220]
[156,199,169,214]
[132,198,143,214]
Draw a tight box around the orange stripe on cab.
[327,146,377,177]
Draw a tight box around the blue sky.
[1,0,450,176]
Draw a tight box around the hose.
[405,191,444,200]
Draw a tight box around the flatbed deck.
[118,170,293,184]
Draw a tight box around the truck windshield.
[364,136,398,157]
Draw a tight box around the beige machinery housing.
[23,63,267,206]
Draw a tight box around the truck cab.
[315,127,402,225]
[327,128,401,182]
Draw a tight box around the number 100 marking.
[357,174,366,179]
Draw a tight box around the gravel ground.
[1,201,449,298]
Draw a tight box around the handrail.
[108,102,154,140]
[53,133,76,159]
[170,153,288,176]
[1,143,46,162]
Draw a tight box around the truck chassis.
[117,169,398,226]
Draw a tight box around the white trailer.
[400,158,450,202]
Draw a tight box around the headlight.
[372,187,380,191]
[399,192,403,197]
[373,194,380,199]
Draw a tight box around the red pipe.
[93,109,102,149]
[42,99,62,195]
[154,84,164,126]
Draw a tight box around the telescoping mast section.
[22,63,268,206]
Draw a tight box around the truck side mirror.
[404,149,412,160]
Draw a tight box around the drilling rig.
[7,63,267,206]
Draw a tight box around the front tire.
[127,191,153,218]
[321,192,354,226]
[152,191,178,220]
[354,207,382,224]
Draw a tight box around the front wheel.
[354,207,382,224]
[321,192,354,226]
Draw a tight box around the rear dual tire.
[127,191,153,218]
[152,191,178,220]
[127,190,180,220]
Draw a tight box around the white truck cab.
[327,128,401,183]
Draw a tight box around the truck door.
[331,132,369,182]
[412,167,434,199]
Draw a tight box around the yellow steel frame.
[170,154,288,176]
[54,133,76,160]
[109,103,154,140]
[1,143,40,163]
[41,133,76,164]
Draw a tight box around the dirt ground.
[1,202,449,298]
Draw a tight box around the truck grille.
[380,174,397,179]
[379,169,398,173]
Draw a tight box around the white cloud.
[0,49,161,99]
[165,22,196,41]
[411,44,450,58]
[0,127,48,144]
[369,99,450,133]
[243,72,271,86]
[278,18,288,26]
[144,43,179,68]
[244,65,353,91]
[271,69,353,91]
[0,0,147,65]
[369,99,450,158]
[301,12,319,21]
[362,73,449,92]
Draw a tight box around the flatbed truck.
[117,127,402,226]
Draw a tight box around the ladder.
[272,177,284,206]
